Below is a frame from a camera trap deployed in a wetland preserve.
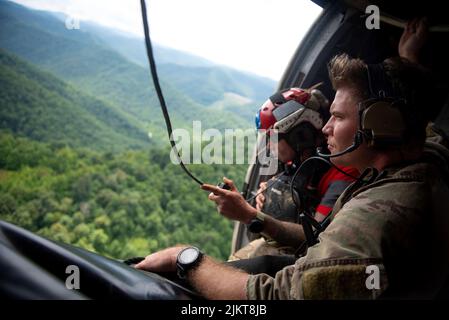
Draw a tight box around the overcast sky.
[12,0,322,80]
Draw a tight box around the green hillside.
[0,0,265,261]
[0,132,246,260]
[0,49,149,151]
[81,21,275,120]
[157,64,274,108]
[0,0,254,134]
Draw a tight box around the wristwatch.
[247,211,266,233]
[176,246,204,279]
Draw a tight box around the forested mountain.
[80,21,217,68]
[0,0,271,261]
[80,21,276,108]
[0,132,246,260]
[157,64,274,106]
[0,49,149,151]
[0,0,274,135]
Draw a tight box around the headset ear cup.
[355,131,364,146]
[360,100,406,147]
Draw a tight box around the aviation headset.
[318,62,409,158]
[359,63,408,146]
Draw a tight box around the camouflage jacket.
[246,141,449,299]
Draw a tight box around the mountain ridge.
[0,0,262,135]
[0,48,150,151]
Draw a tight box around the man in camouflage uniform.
[247,139,449,299]
[136,24,449,299]
[244,51,449,298]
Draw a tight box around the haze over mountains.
[0,0,276,151]
[0,0,276,259]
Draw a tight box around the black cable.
[289,156,323,213]
[289,155,362,216]
[140,0,203,185]
[306,156,360,181]
[245,171,285,203]
[326,157,359,180]
[289,156,362,256]
[294,166,377,256]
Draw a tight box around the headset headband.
[366,63,400,100]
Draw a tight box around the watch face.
[179,247,200,264]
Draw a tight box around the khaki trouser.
[228,238,296,261]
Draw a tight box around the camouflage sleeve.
[246,266,295,300]
[246,258,387,299]
[246,179,424,299]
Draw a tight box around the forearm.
[262,214,305,248]
[400,52,419,64]
[188,256,249,300]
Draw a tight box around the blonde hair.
[328,53,369,100]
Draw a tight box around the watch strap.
[248,211,266,233]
